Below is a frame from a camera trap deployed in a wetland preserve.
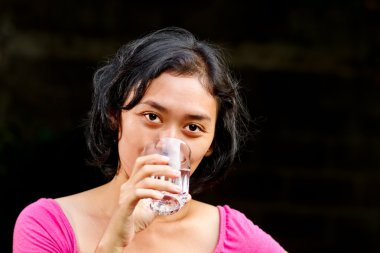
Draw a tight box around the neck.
[94,169,127,218]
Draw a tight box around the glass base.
[148,192,187,216]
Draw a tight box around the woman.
[13,27,286,252]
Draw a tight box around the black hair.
[86,26,250,194]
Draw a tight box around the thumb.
[133,199,158,233]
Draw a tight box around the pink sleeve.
[13,198,78,253]
[214,205,285,253]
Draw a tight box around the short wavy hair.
[86,27,250,194]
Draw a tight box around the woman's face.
[118,72,218,177]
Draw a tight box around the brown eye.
[143,113,161,123]
[148,114,157,121]
[187,124,200,132]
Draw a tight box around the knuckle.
[134,156,145,166]
[138,177,151,188]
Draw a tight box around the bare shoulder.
[54,189,92,229]
[189,200,219,219]
[55,189,91,214]
[54,186,112,252]
[55,184,107,211]
[54,185,108,227]
[186,200,220,250]
[191,200,220,230]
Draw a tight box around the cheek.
[118,142,135,176]
[189,147,210,174]
[118,132,145,176]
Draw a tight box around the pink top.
[214,205,285,252]
[13,198,78,253]
[13,198,285,253]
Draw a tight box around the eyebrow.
[140,100,212,122]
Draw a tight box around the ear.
[109,108,120,130]
[205,145,213,157]
[109,108,122,139]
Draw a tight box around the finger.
[135,188,165,200]
[131,164,180,183]
[137,177,182,194]
[129,154,170,178]
[118,185,163,209]
[135,154,170,167]
[119,177,181,208]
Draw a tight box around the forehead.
[141,72,218,118]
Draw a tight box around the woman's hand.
[95,153,182,252]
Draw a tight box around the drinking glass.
[144,137,191,215]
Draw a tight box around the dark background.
[1,0,380,252]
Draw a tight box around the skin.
[56,72,220,253]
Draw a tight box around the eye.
[143,113,161,123]
[186,124,201,132]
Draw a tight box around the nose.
[159,125,180,140]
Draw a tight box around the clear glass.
[144,137,191,215]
